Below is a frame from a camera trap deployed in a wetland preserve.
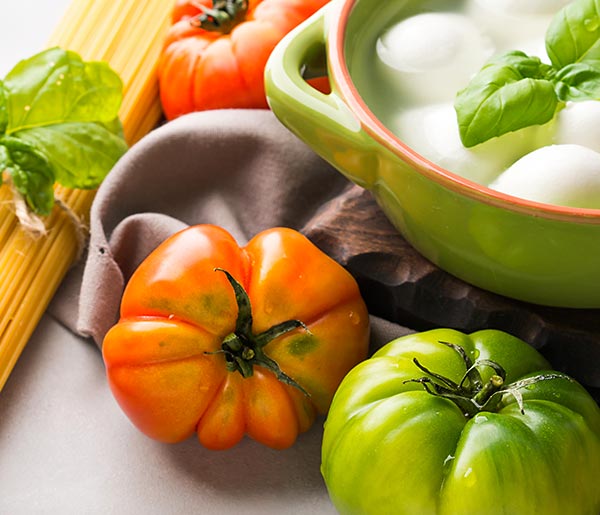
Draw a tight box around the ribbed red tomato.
[102,225,370,450]
[158,0,330,119]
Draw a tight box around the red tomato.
[158,0,330,119]
[102,225,370,449]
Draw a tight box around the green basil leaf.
[0,145,6,188]
[455,52,558,147]
[554,62,600,100]
[0,82,7,134]
[3,47,123,133]
[0,47,127,215]
[13,121,128,190]
[0,136,55,215]
[490,50,556,78]
[100,116,126,139]
[546,0,600,69]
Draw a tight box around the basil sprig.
[455,0,600,148]
[0,47,128,215]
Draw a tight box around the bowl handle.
[265,4,377,189]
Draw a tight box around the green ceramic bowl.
[265,0,600,308]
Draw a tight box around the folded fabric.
[21,34,596,513]
[48,108,599,403]
[51,110,600,396]
[38,109,597,514]
[49,108,412,349]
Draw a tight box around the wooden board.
[303,185,600,400]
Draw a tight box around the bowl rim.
[327,0,600,224]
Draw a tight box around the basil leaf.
[100,116,126,139]
[546,0,600,69]
[455,52,558,147]
[490,50,556,78]
[0,137,55,215]
[0,82,7,134]
[554,62,600,100]
[3,47,123,133]
[0,47,127,216]
[13,121,128,190]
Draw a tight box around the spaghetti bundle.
[0,0,172,390]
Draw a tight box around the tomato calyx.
[190,0,248,34]
[213,268,310,396]
[405,340,569,418]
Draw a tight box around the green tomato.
[321,329,600,515]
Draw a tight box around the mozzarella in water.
[371,1,600,208]
[470,0,570,15]
[375,12,494,105]
[465,0,570,50]
[552,101,600,153]
[391,103,534,185]
[489,144,600,208]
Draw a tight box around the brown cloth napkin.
[49,108,600,407]
[19,110,415,515]
[49,108,412,349]
[37,108,598,513]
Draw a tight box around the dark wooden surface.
[303,184,600,400]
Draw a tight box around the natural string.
[5,176,89,262]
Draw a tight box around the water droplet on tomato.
[474,414,488,424]
[463,466,478,486]
[349,311,361,325]
[463,467,478,487]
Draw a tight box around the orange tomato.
[102,225,370,449]
[158,0,330,119]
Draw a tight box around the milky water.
[355,0,600,208]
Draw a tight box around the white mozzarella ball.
[465,0,570,50]
[389,103,535,186]
[375,12,495,105]
[489,144,600,208]
[553,101,600,153]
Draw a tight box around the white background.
[0,1,71,76]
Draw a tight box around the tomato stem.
[190,0,248,34]
[473,374,504,408]
[214,268,310,396]
[406,341,567,418]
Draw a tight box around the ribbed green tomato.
[321,329,600,515]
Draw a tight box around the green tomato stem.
[473,374,504,408]
[408,341,560,418]
[213,268,310,396]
